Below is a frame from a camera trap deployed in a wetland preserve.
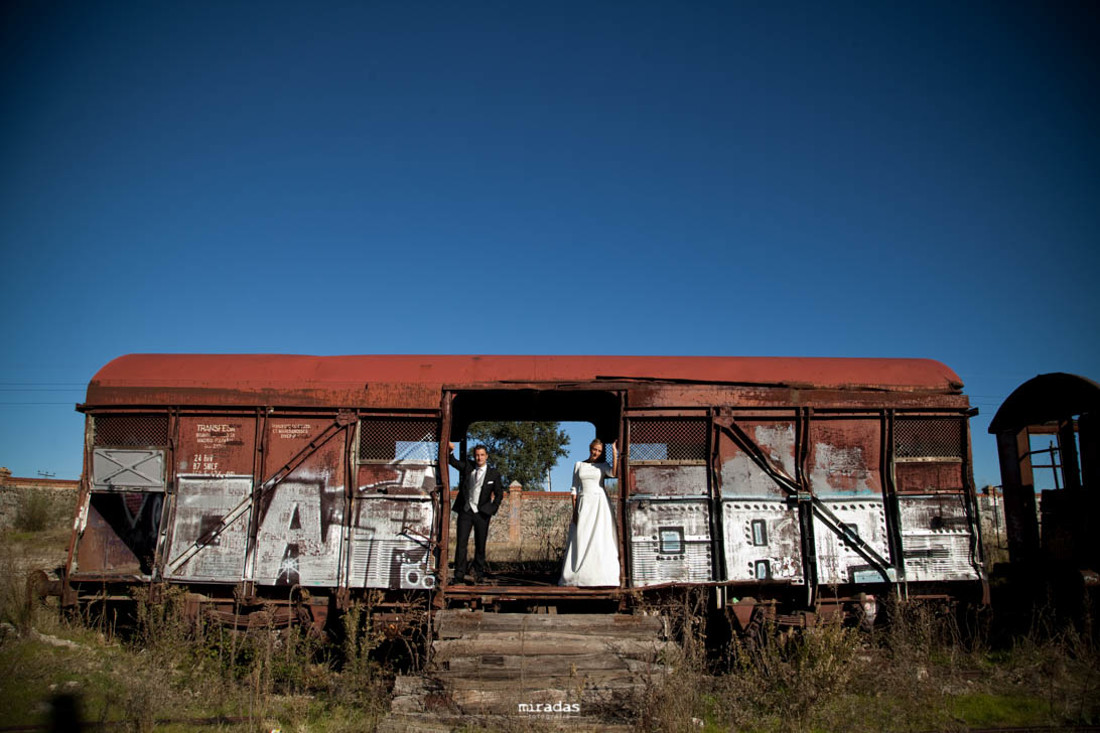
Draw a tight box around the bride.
[559,439,620,587]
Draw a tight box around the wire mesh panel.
[93,415,169,447]
[359,418,440,463]
[629,419,707,464]
[895,419,964,460]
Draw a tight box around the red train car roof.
[83,354,963,408]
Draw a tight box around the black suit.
[449,454,505,580]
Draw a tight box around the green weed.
[15,492,57,532]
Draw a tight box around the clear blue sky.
[2,1,1097,491]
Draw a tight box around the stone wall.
[448,485,575,563]
[0,467,79,531]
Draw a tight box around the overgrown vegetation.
[467,421,570,490]
[0,529,401,732]
[13,490,67,532]
[3,522,1099,732]
[632,591,1100,732]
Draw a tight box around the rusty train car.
[988,372,1099,627]
[63,354,986,629]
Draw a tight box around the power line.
[0,388,84,392]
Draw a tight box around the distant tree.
[466,421,570,491]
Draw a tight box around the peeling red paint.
[84,355,964,409]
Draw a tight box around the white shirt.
[468,465,485,513]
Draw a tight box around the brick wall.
[448,484,575,563]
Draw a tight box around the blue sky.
[2,1,1097,490]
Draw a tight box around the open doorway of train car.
[441,388,622,589]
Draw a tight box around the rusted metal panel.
[176,416,257,476]
[91,413,169,447]
[895,461,965,493]
[812,499,891,584]
[898,495,980,581]
[68,354,988,615]
[74,492,163,575]
[347,416,439,589]
[991,373,1100,571]
[719,420,797,499]
[92,448,165,490]
[628,498,712,586]
[249,418,347,587]
[347,496,434,589]
[895,417,965,460]
[808,420,882,499]
[358,416,439,494]
[165,476,253,581]
[722,500,804,582]
[989,372,1100,434]
[630,465,708,497]
[358,463,438,494]
[627,417,708,498]
[163,417,260,581]
[996,428,1040,565]
[84,355,965,409]
[251,477,345,586]
[631,385,971,411]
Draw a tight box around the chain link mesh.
[359,418,440,462]
[894,419,963,459]
[93,415,169,447]
[629,419,707,462]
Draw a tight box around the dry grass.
[5,523,1099,732]
[0,529,396,732]
[629,594,1100,733]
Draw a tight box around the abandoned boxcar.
[988,372,1099,627]
[62,354,986,630]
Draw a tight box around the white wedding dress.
[559,461,620,586]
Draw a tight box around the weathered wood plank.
[432,637,673,660]
[433,625,664,642]
[434,611,664,638]
[406,611,671,723]
[437,655,666,677]
[440,669,642,686]
[432,629,668,644]
[449,685,638,714]
[379,713,634,733]
[439,652,630,674]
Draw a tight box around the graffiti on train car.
[352,417,438,590]
[77,491,163,574]
[59,355,988,630]
[253,475,344,586]
[348,496,434,590]
[252,418,347,586]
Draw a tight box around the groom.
[448,442,505,584]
